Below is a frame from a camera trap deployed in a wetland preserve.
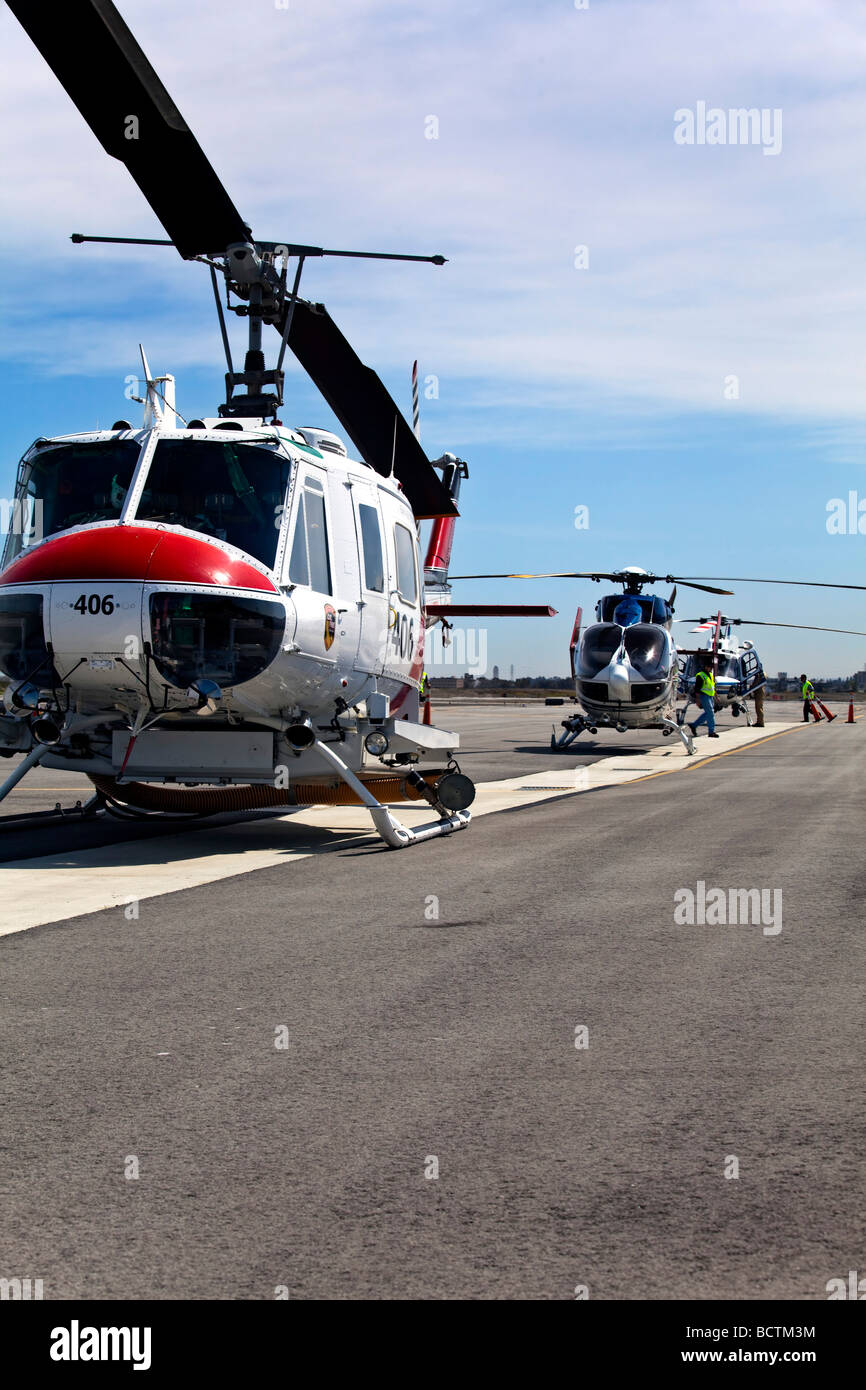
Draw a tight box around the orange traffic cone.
[809,700,823,722]
[422,697,432,726]
[815,699,836,721]
[847,700,855,723]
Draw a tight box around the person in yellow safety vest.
[688,660,720,738]
[800,673,820,723]
[419,671,429,702]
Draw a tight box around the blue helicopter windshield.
[613,597,643,627]
[599,594,669,623]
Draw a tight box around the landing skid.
[0,791,105,828]
[0,736,473,849]
[551,714,695,755]
[660,715,695,755]
[312,739,471,848]
[550,714,593,750]
[0,743,109,829]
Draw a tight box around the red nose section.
[0,526,278,592]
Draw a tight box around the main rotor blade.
[678,617,866,636]
[280,299,457,519]
[450,571,734,593]
[658,576,735,595]
[425,605,557,618]
[674,575,866,592]
[730,619,866,636]
[7,0,249,257]
[448,571,620,581]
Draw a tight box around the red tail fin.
[569,607,583,680]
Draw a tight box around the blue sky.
[1,0,864,676]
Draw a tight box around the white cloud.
[1,0,865,424]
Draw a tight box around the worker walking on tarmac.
[801,673,820,723]
[688,659,720,739]
[749,655,766,727]
[752,681,765,727]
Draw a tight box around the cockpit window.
[135,440,291,570]
[3,440,139,566]
[578,623,621,677]
[612,596,643,627]
[623,624,668,679]
[599,594,669,624]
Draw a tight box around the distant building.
[492,665,500,680]
[429,676,464,690]
[776,671,788,692]
[854,670,866,692]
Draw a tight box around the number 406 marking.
[73,593,115,616]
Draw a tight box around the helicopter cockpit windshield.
[135,439,292,570]
[577,623,622,677]
[3,439,140,567]
[623,624,669,679]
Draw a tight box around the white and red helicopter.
[0,0,552,849]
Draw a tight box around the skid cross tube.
[311,739,470,849]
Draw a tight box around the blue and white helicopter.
[450,564,866,754]
[677,612,866,724]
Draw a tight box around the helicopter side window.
[135,439,291,570]
[358,503,384,592]
[3,440,140,566]
[288,478,332,594]
[394,523,418,604]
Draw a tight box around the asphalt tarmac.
[0,702,862,1299]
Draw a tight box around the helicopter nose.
[607,662,631,700]
[0,525,278,591]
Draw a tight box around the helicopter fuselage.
[574,590,678,728]
[0,421,457,791]
[552,577,694,751]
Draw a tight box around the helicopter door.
[677,652,695,696]
[382,507,421,684]
[284,468,340,679]
[349,483,387,676]
[740,646,762,693]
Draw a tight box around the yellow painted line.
[626,721,813,785]
[685,721,815,771]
